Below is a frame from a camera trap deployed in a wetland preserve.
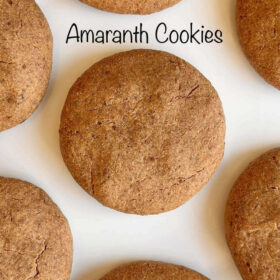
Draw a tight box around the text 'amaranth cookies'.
[236,0,280,89]
[0,177,73,279]
[59,49,226,215]
[79,0,182,14]
[0,0,52,132]
[225,148,280,280]
[99,261,208,280]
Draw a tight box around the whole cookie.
[236,0,280,89]
[60,49,225,215]
[100,261,208,280]
[79,0,182,14]
[0,177,73,279]
[0,0,52,132]
[225,148,280,280]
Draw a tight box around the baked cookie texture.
[0,0,52,132]
[236,0,280,89]
[100,261,208,279]
[0,177,73,280]
[79,0,182,14]
[60,49,226,215]
[225,148,280,280]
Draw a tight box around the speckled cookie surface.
[0,177,73,280]
[60,49,225,215]
[100,261,208,279]
[225,148,280,280]
[0,0,52,132]
[236,0,280,89]
[79,0,182,14]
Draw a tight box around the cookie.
[0,0,53,132]
[236,0,280,89]
[225,148,280,280]
[59,49,225,215]
[79,0,182,14]
[0,177,73,279]
[100,261,208,280]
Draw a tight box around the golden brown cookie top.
[60,49,225,215]
[100,261,208,279]
[225,148,280,280]
[0,177,73,280]
[0,0,52,132]
[79,0,182,14]
[236,0,280,89]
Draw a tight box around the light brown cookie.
[100,261,208,280]
[0,177,73,280]
[225,148,280,280]
[79,0,182,14]
[60,49,225,215]
[0,0,53,132]
[236,0,280,89]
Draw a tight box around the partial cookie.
[0,177,73,279]
[225,148,280,280]
[236,0,280,89]
[79,0,182,14]
[100,261,208,279]
[60,49,225,215]
[0,0,53,132]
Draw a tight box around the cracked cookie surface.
[0,177,73,280]
[225,148,280,280]
[0,0,52,132]
[60,49,225,215]
[79,0,182,15]
[100,261,208,279]
[236,0,280,89]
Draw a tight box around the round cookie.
[59,49,226,215]
[79,0,182,14]
[0,0,52,132]
[100,261,208,280]
[225,148,280,280]
[236,0,280,89]
[0,177,73,279]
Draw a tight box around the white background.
[1,0,280,279]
